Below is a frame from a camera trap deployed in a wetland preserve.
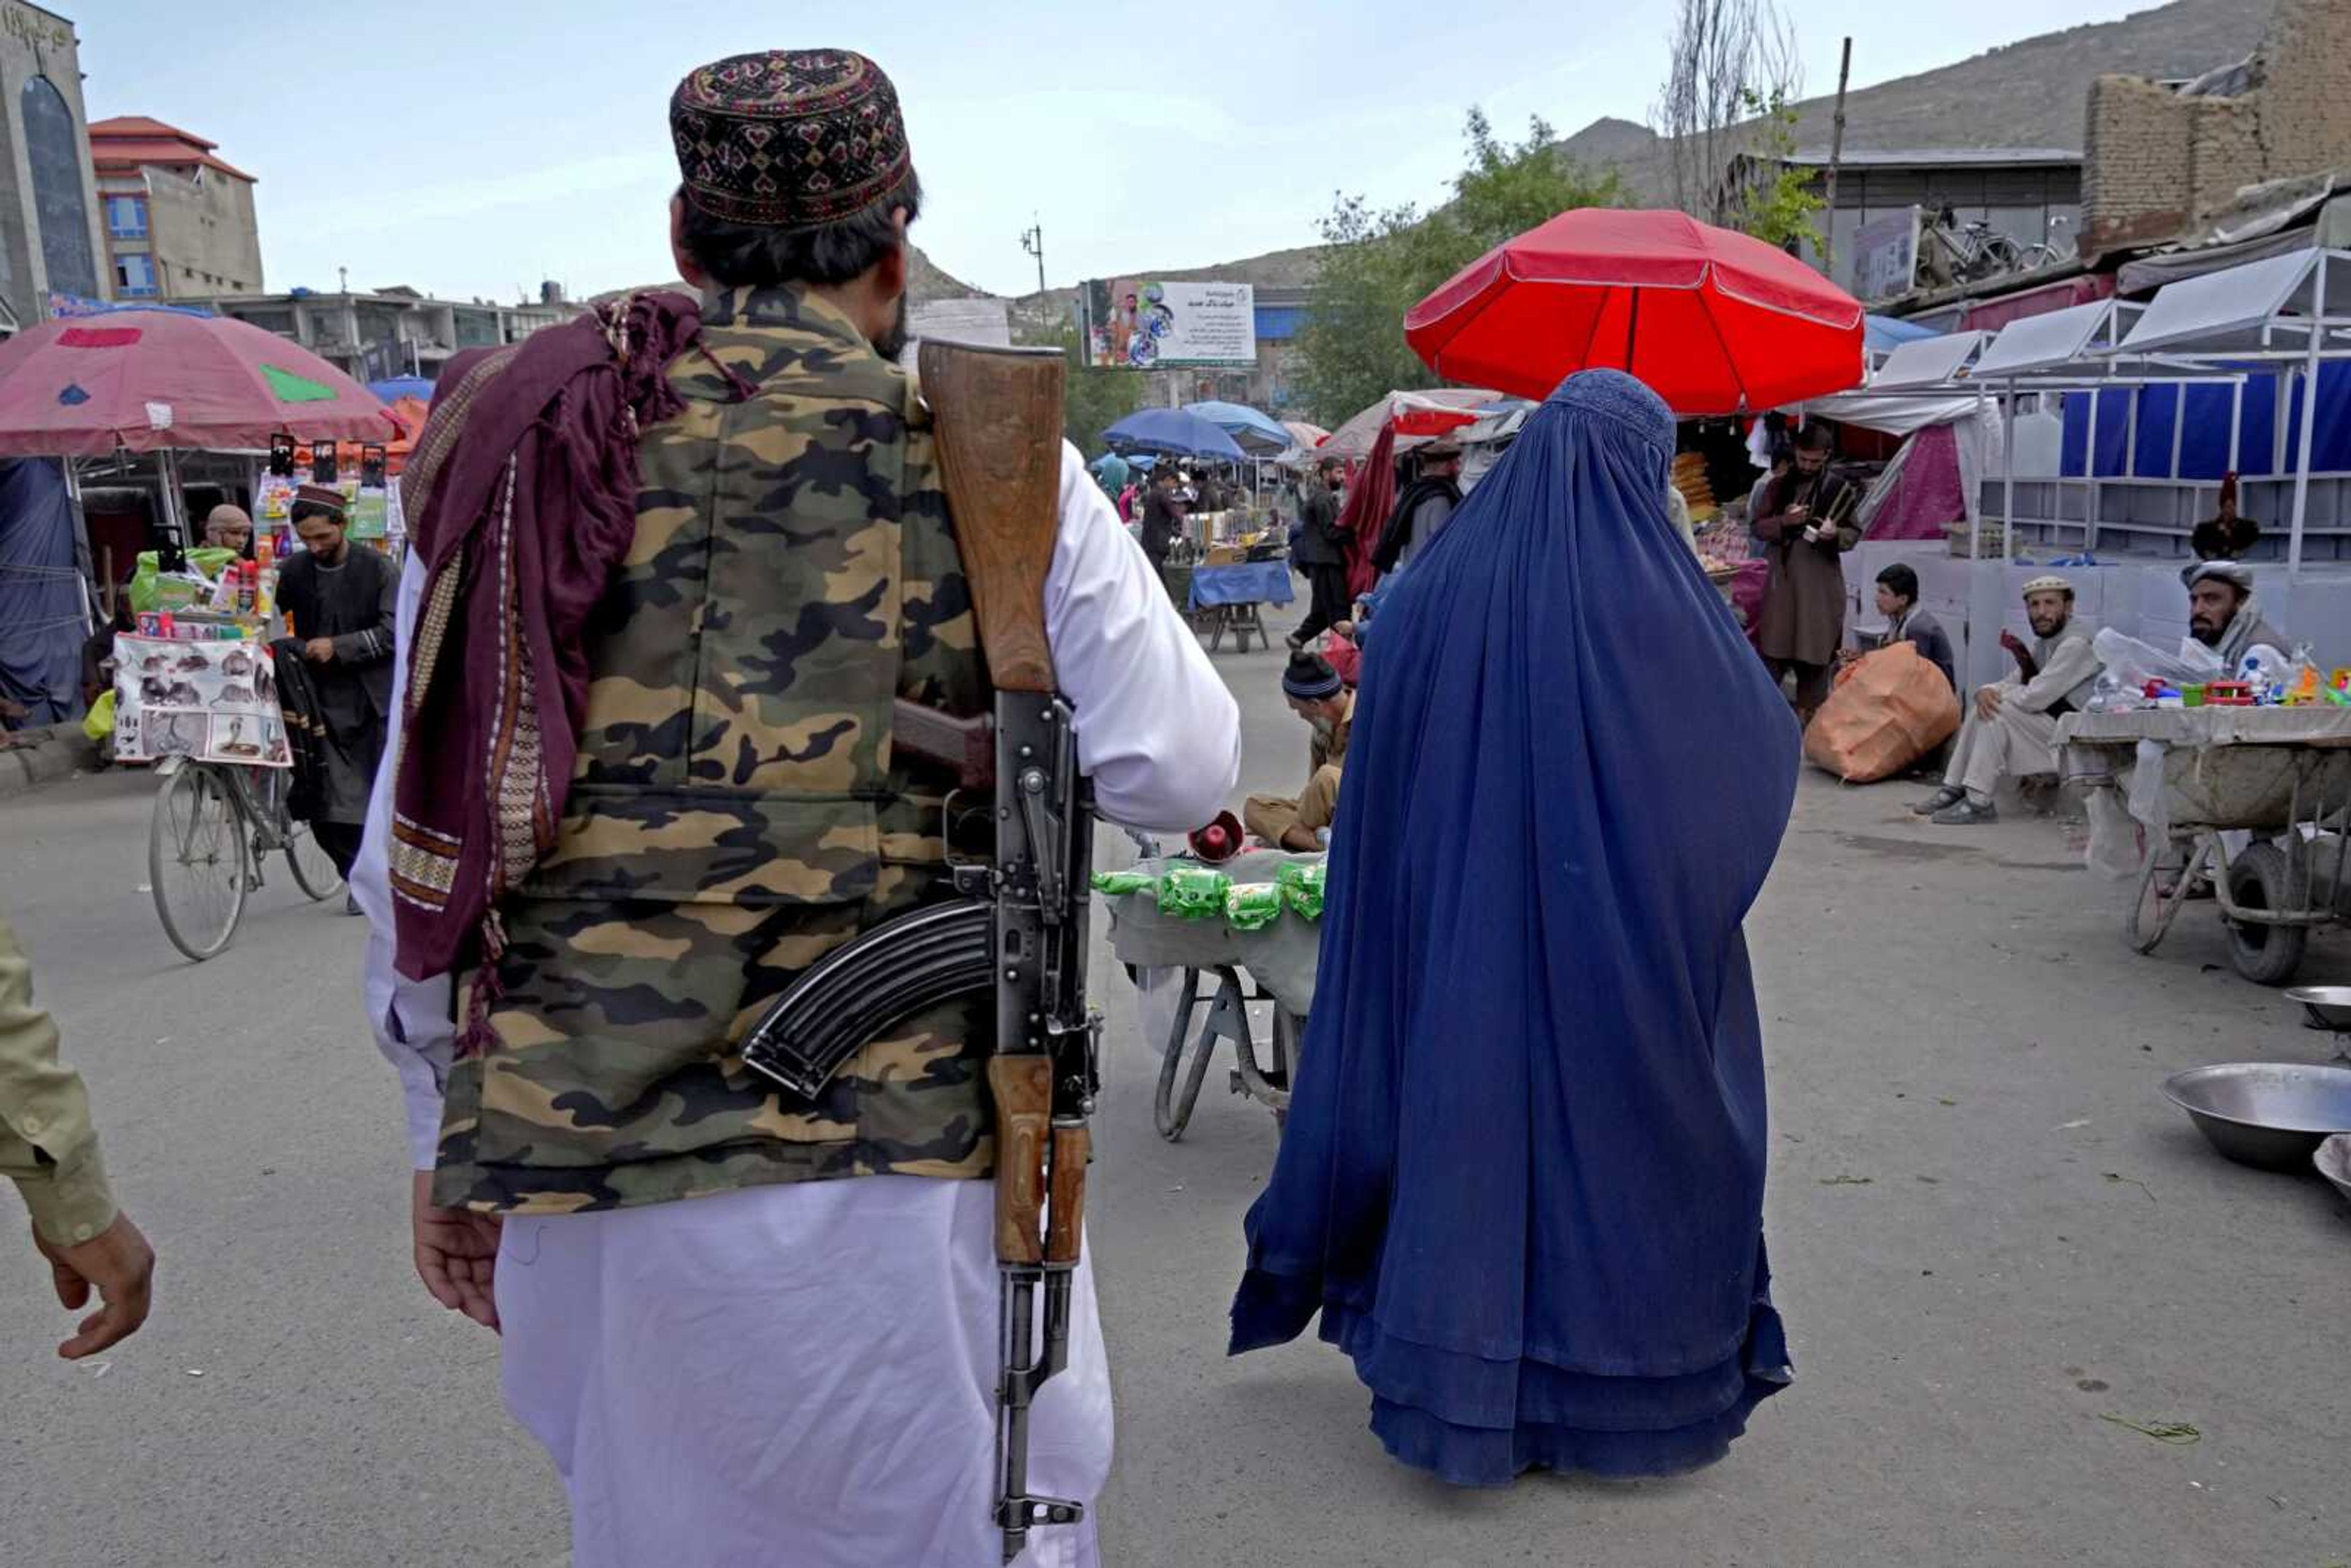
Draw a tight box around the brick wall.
[2082,0,2351,258]
[2085,75,2193,254]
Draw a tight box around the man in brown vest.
[359,48,1239,1566]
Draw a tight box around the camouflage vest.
[432,285,992,1215]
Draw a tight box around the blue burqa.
[1229,370,1801,1487]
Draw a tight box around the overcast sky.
[83,0,2153,302]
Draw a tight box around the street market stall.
[1096,850,1325,1138]
[0,307,381,955]
[2061,703,2351,985]
[1103,406,1292,648]
[1404,208,1865,413]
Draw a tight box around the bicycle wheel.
[149,765,250,961]
[284,823,344,902]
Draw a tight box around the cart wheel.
[2225,842,2310,986]
[1153,972,1213,1142]
[149,765,249,962]
[2126,838,2200,955]
[1155,1018,1220,1143]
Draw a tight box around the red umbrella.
[0,308,398,457]
[1404,208,1864,415]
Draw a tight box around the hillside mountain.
[1558,0,2276,203]
[934,0,2278,307]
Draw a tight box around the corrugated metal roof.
[1784,148,2081,168]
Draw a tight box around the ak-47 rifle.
[738,341,1096,1564]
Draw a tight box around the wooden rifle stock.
[988,1055,1052,1266]
[919,342,1066,695]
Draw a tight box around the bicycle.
[1921,206,2066,286]
[148,756,344,961]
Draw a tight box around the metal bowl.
[2161,1063,2351,1171]
[2318,1135,2351,1207]
[2284,986,2351,1034]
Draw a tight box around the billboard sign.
[1850,208,1923,302]
[1081,278,1256,369]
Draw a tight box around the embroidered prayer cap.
[670,50,913,228]
[2020,574,2073,600]
[293,483,348,517]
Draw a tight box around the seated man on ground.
[1243,653,1351,850]
[2184,559,2288,669]
[1872,563,1956,692]
[1913,575,2098,827]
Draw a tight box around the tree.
[1651,0,1815,245]
[1033,320,1143,453]
[1733,88,1826,253]
[1292,111,1624,428]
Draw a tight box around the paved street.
[3,641,2347,1567]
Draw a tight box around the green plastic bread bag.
[1090,870,1156,897]
[1226,882,1283,932]
[1157,866,1229,920]
[1277,860,1325,921]
[129,552,160,613]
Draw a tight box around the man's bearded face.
[1794,445,1828,475]
[2023,590,2070,639]
[2188,580,2243,644]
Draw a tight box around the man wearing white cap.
[1913,574,2098,826]
[2184,560,2288,670]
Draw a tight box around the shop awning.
[1869,331,1987,390]
[1973,298,2143,379]
[2113,248,2336,356]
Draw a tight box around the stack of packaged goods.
[1671,452,1718,526]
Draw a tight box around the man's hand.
[302,637,336,664]
[1785,503,1810,523]
[32,1212,155,1360]
[412,1169,501,1332]
[1975,685,2004,722]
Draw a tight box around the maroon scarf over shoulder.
[388,291,729,992]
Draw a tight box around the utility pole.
[1019,216,1046,296]
[1822,37,1853,282]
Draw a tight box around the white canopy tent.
[2107,247,2351,576]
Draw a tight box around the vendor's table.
[2059,705,2351,985]
[1100,850,1323,1138]
[1186,560,1294,655]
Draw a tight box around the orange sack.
[1802,641,1961,784]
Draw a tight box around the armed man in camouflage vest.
[355,49,1240,1568]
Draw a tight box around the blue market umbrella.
[367,374,436,403]
[1183,399,1291,455]
[1103,407,1248,461]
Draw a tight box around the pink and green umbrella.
[0,308,399,457]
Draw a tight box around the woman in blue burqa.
[1229,369,1801,1486]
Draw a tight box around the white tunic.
[356,440,1240,1567]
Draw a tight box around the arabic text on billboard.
[1082,279,1256,369]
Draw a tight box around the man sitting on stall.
[1873,563,1957,692]
[1244,653,1351,850]
[203,503,255,560]
[2185,559,2289,669]
[1913,574,2098,827]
